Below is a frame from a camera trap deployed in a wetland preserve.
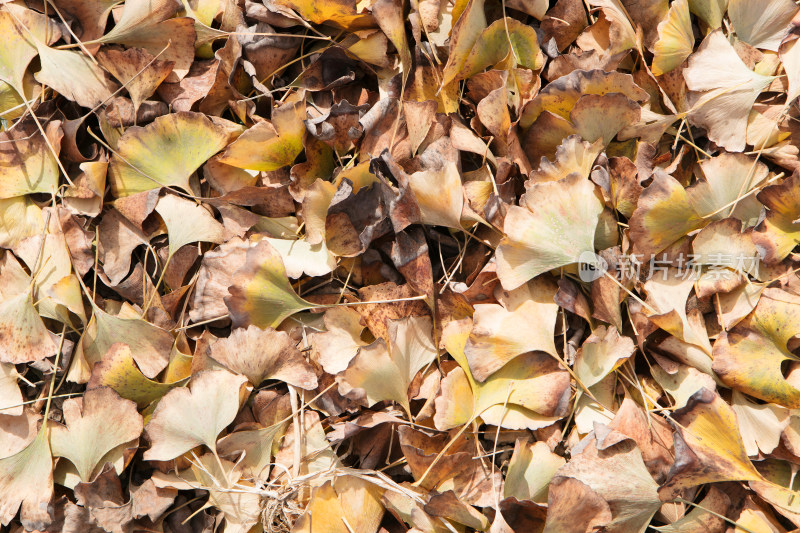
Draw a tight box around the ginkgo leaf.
[0,288,58,364]
[688,0,727,29]
[406,161,465,230]
[373,0,411,82]
[574,326,636,389]
[108,112,231,197]
[0,363,22,416]
[217,99,305,171]
[337,316,436,415]
[519,69,648,130]
[496,173,604,290]
[464,276,559,381]
[652,486,731,533]
[457,18,544,81]
[225,239,317,329]
[528,135,603,184]
[552,428,661,533]
[684,29,776,151]
[187,453,262,531]
[49,387,143,483]
[651,363,716,409]
[155,194,224,258]
[144,369,251,461]
[570,93,641,145]
[712,288,800,408]
[292,477,385,533]
[35,45,118,108]
[688,152,769,225]
[629,170,704,256]
[310,307,370,374]
[0,9,39,97]
[70,305,174,383]
[752,172,800,264]
[0,121,62,199]
[728,0,798,51]
[731,391,789,457]
[440,0,487,88]
[96,47,174,115]
[271,0,374,29]
[659,388,762,499]
[652,0,694,76]
[504,440,565,503]
[87,343,183,408]
[261,236,337,278]
[95,0,195,79]
[0,428,52,530]
[216,422,286,481]
[208,325,317,388]
[642,270,713,354]
[438,318,571,431]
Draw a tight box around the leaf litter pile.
[9,0,800,531]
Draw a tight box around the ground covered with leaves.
[5,0,800,531]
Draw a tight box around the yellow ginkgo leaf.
[520,69,648,130]
[0,428,52,530]
[217,99,305,172]
[108,112,230,197]
[155,194,225,258]
[0,9,39,98]
[216,422,286,481]
[684,29,776,152]
[49,387,143,483]
[464,276,559,381]
[271,0,374,30]
[712,288,800,408]
[688,0,728,29]
[292,477,384,533]
[0,363,22,416]
[496,173,604,290]
[69,304,174,383]
[373,0,411,82]
[457,18,544,81]
[337,316,437,415]
[642,269,713,354]
[504,440,565,503]
[35,44,118,109]
[407,161,465,229]
[728,0,798,52]
[87,343,184,409]
[629,170,704,256]
[731,391,789,457]
[659,388,762,499]
[688,152,769,225]
[144,369,251,461]
[527,135,603,184]
[652,0,694,76]
[225,239,317,329]
[574,326,636,389]
[309,307,370,374]
[440,0,487,88]
[437,318,571,431]
[752,172,800,264]
[0,122,62,199]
